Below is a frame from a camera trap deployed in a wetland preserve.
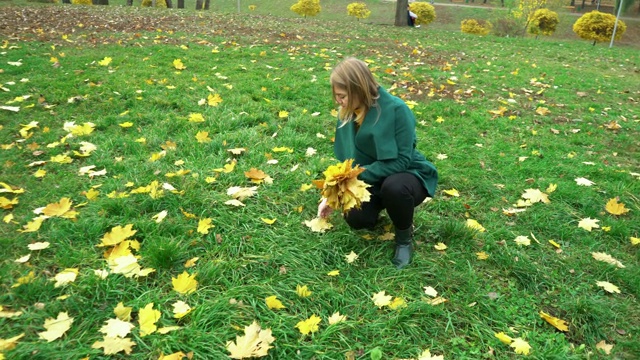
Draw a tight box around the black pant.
[345,172,428,231]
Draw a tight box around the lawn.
[0,2,639,360]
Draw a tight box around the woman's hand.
[317,198,333,218]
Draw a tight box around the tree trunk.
[126,0,133,5]
[152,0,156,7]
[166,0,172,8]
[178,0,184,8]
[581,0,587,10]
[395,0,409,26]
[570,0,575,5]
[98,0,108,4]
[204,0,210,10]
[91,0,99,4]
[196,0,203,10]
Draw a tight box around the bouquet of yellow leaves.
[314,159,371,213]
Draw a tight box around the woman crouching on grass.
[317,57,438,269]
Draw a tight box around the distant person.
[318,57,438,269]
[408,6,419,27]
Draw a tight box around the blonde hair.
[330,57,379,126]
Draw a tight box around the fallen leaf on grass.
[53,268,78,287]
[345,251,358,263]
[172,271,198,294]
[328,312,346,325]
[575,177,595,186]
[592,252,625,268]
[539,311,569,331]
[296,285,312,298]
[514,236,531,246]
[99,318,135,338]
[510,338,531,355]
[595,340,613,355]
[295,315,321,335]
[494,332,513,345]
[443,188,459,197]
[466,219,486,232]
[265,296,285,310]
[304,217,333,233]
[417,349,444,360]
[28,241,50,250]
[92,336,136,355]
[605,198,630,216]
[172,300,193,319]
[139,303,160,337]
[0,333,25,350]
[434,243,447,251]
[38,312,73,342]
[578,218,600,231]
[225,321,275,359]
[371,291,392,308]
[596,281,621,294]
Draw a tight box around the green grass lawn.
[0,2,639,360]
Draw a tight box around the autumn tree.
[527,8,559,37]
[573,10,627,45]
[347,2,371,21]
[291,0,321,18]
[394,0,409,26]
[511,0,563,35]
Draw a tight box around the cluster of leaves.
[290,0,321,18]
[71,0,93,4]
[314,159,371,214]
[346,2,371,20]
[573,10,627,43]
[527,8,559,36]
[460,19,493,36]
[409,2,436,26]
[141,0,169,8]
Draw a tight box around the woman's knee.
[344,212,377,230]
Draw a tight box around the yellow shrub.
[71,0,92,5]
[409,2,436,26]
[528,9,559,36]
[573,11,626,43]
[291,0,321,18]
[347,2,371,20]
[141,0,167,7]
[461,19,492,36]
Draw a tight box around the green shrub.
[71,0,92,4]
[573,10,626,43]
[493,18,519,37]
[347,2,371,20]
[528,8,559,36]
[290,0,321,18]
[141,0,167,7]
[461,19,492,36]
[409,2,436,26]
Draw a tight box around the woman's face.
[334,86,359,109]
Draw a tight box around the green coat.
[334,86,438,197]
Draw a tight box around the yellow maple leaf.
[261,218,277,225]
[92,336,136,355]
[535,107,550,116]
[38,312,73,342]
[0,333,25,351]
[278,110,289,118]
[265,295,286,310]
[42,197,73,217]
[631,237,640,245]
[371,291,392,308]
[328,312,346,325]
[345,251,358,263]
[53,268,78,288]
[605,197,630,216]
[488,106,507,117]
[272,146,293,153]
[418,349,444,360]
[172,300,193,319]
[510,338,531,355]
[34,169,46,178]
[578,218,600,232]
[295,314,321,335]
[443,188,459,197]
[98,57,112,66]
[521,188,550,204]
[119,122,133,128]
[494,332,513,345]
[539,311,569,332]
[226,321,275,359]
[434,242,447,251]
[214,160,237,173]
[172,271,198,294]
[389,297,407,310]
[172,59,186,70]
[184,257,199,268]
[99,318,135,338]
[18,216,46,233]
[227,186,257,201]
[0,196,19,210]
[304,217,333,233]
[476,251,489,260]
[296,285,312,298]
[195,131,211,143]
[327,270,340,276]
[188,113,205,123]
[28,241,50,250]
[139,303,160,337]
[207,93,222,106]
[159,351,189,360]
[99,224,136,247]
[546,183,557,193]
[197,218,214,234]
[114,302,132,321]
[465,219,486,232]
[595,340,614,355]
[596,281,621,294]
[514,235,531,246]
